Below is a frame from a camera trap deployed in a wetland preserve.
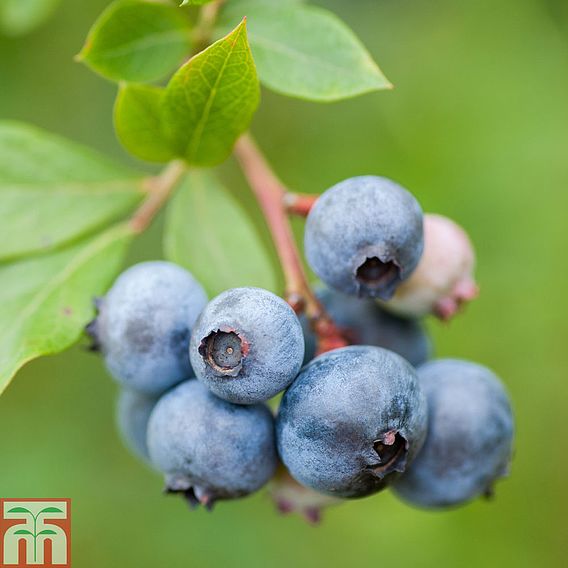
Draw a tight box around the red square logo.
[0,499,71,567]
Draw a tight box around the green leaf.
[180,0,213,5]
[114,83,175,163]
[0,224,134,394]
[162,18,260,166]
[0,0,60,36]
[7,507,32,514]
[78,0,192,83]
[37,530,58,535]
[39,507,63,514]
[14,530,34,535]
[164,170,279,296]
[0,122,144,262]
[218,1,391,102]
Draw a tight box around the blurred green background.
[1,0,567,566]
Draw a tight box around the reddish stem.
[129,160,186,234]
[284,192,319,217]
[234,134,348,354]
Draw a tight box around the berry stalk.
[283,192,318,217]
[234,134,348,353]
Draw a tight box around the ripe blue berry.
[302,287,431,366]
[393,359,514,509]
[116,389,159,463]
[276,346,428,498]
[93,261,207,395]
[147,380,277,508]
[189,287,304,404]
[304,176,424,300]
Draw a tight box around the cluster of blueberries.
[90,176,514,518]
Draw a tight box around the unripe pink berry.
[383,214,478,320]
[269,467,342,524]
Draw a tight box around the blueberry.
[116,388,159,463]
[393,359,514,509]
[304,176,424,299]
[92,261,207,395]
[384,214,478,320]
[276,346,428,498]
[189,287,304,404]
[302,287,431,366]
[147,380,277,507]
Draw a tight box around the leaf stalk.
[129,160,187,234]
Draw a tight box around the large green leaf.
[218,1,391,102]
[0,0,60,36]
[162,19,260,166]
[0,224,134,394]
[164,170,279,296]
[78,0,192,83]
[114,83,175,163]
[0,122,144,261]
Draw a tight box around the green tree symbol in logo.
[8,506,62,563]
